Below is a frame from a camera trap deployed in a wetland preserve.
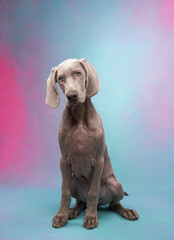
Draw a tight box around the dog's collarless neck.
[66,97,92,124]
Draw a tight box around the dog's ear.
[79,58,100,97]
[45,67,60,108]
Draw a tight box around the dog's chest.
[61,124,100,178]
[63,124,99,154]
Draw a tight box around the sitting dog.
[45,58,139,229]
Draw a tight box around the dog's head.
[45,58,100,108]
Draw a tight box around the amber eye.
[75,72,81,76]
[58,76,63,82]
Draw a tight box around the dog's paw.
[83,215,98,229]
[52,214,67,228]
[110,202,139,221]
[68,208,78,219]
[120,209,139,220]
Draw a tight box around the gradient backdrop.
[0,0,174,239]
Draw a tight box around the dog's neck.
[66,97,92,125]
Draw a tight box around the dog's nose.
[66,91,78,103]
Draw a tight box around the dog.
[45,58,139,229]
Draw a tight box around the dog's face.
[56,61,87,106]
[45,58,100,109]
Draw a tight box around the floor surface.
[0,186,173,240]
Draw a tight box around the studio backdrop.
[0,1,173,239]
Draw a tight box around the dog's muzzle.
[66,90,78,103]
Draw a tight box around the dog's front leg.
[83,156,104,229]
[52,156,71,228]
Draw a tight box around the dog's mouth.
[69,98,77,104]
[67,98,79,107]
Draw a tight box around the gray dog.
[45,58,139,229]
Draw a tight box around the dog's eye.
[58,77,63,82]
[75,72,81,76]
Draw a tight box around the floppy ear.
[45,67,60,108]
[79,58,100,97]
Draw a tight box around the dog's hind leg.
[105,174,139,220]
[69,200,86,219]
[109,201,139,220]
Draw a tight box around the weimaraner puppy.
[45,58,139,229]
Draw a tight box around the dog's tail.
[124,191,129,196]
